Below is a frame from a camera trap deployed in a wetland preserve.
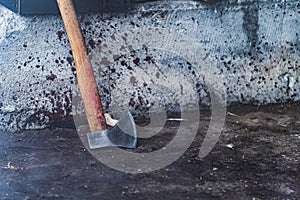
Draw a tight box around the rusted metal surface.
[0,102,299,199]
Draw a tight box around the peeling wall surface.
[0,0,299,131]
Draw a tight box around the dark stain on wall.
[242,3,259,51]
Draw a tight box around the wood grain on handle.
[57,0,106,131]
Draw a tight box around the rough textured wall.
[0,0,299,131]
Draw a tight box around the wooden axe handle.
[57,0,106,131]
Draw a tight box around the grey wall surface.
[0,0,299,131]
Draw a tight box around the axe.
[56,0,137,149]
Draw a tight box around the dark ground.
[0,102,299,199]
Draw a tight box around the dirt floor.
[0,102,299,199]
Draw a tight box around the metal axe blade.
[87,111,137,149]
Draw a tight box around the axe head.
[87,111,137,149]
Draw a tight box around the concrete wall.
[0,0,299,131]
